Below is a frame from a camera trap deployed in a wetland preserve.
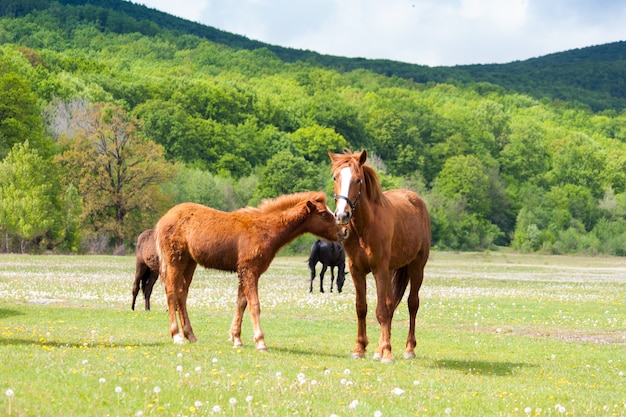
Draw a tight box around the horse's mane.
[241,191,324,215]
[332,151,389,206]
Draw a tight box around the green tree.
[434,154,491,218]
[0,71,46,158]
[290,124,348,163]
[0,141,60,252]
[254,150,320,201]
[54,102,174,249]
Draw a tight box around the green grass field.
[0,251,625,416]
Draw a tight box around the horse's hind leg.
[143,271,158,311]
[404,261,425,359]
[164,261,197,344]
[131,262,148,310]
[177,262,197,342]
[309,267,315,293]
[319,265,327,293]
[330,266,336,293]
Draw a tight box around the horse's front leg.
[372,268,394,363]
[330,266,336,293]
[244,270,267,351]
[351,271,368,358]
[229,282,247,348]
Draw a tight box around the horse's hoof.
[372,352,382,361]
[381,357,394,364]
[403,352,416,360]
[173,334,185,344]
[257,347,268,353]
[351,352,365,359]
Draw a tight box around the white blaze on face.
[335,167,353,215]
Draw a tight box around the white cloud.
[135,0,626,66]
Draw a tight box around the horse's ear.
[358,149,367,165]
[328,150,337,163]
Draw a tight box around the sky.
[135,0,626,67]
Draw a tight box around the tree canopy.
[1,0,626,255]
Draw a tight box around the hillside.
[1,0,626,256]
[2,0,626,112]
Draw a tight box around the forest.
[1,0,626,256]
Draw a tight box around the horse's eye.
[333,176,337,182]
[356,178,362,184]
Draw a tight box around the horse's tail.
[154,226,166,281]
[308,240,321,270]
[391,265,410,310]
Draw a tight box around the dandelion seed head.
[99,378,106,384]
[6,389,14,397]
[153,386,161,394]
[343,369,351,375]
[212,405,222,412]
[176,365,183,373]
[195,366,202,373]
[212,357,218,364]
[135,411,144,416]
[276,372,282,378]
[413,380,420,386]
[445,408,452,415]
[392,387,405,395]
[246,395,253,403]
[524,407,532,414]
[324,369,331,375]
[349,399,358,409]
[115,386,123,394]
[374,411,383,417]
[177,353,183,358]
[229,397,237,405]
[195,400,203,407]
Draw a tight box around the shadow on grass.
[0,308,24,319]
[271,345,349,359]
[430,358,535,376]
[0,337,167,348]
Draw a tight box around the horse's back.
[137,229,159,271]
[156,202,242,271]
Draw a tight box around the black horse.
[308,239,347,293]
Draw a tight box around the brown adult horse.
[131,229,160,311]
[155,191,348,348]
[329,150,431,363]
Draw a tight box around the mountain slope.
[2,0,625,111]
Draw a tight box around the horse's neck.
[259,209,307,252]
[351,198,375,233]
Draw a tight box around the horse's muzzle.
[335,210,352,226]
[338,226,349,241]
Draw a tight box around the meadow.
[0,251,625,417]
